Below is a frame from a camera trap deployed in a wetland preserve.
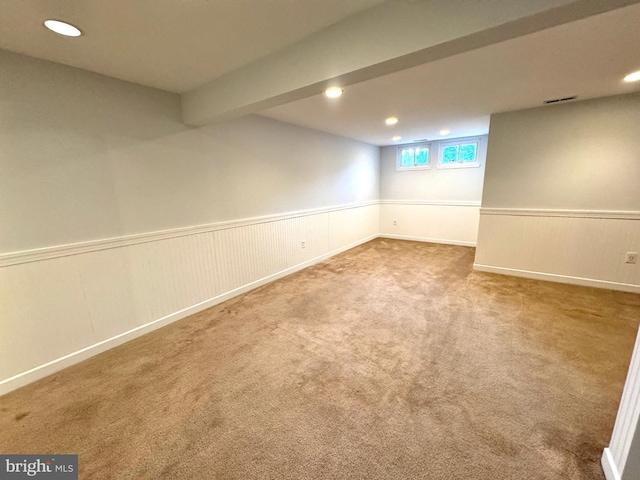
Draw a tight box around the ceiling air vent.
[543,96,577,105]
[413,138,429,142]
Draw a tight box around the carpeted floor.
[1,238,638,479]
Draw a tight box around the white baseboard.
[378,233,476,247]
[602,448,622,480]
[473,264,640,294]
[5,234,634,396]
[0,234,377,397]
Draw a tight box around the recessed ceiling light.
[44,19,82,37]
[439,129,450,136]
[324,87,343,98]
[385,117,399,125]
[392,136,401,141]
[624,70,640,83]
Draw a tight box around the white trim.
[380,200,481,207]
[609,327,640,475]
[0,201,481,267]
[0,201,378,268]
[473,264,640,294]
[602,448,622,480]
[379,234,476,247]
[0,234,377,396]
[396,165,431,172]
[480,208,640,220]
[436,162,482,170]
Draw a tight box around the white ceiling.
[0,0,384,93]
[1,0,639,146]
[262,3,640,146]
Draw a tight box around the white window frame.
[437,137,482,169]
[395,142,432,171]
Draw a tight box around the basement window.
[396,143,431,171]
[438,137,482,169]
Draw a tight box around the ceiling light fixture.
[439,129,450,136]
[624,70,640,83]
[44,19,82,37]
[392,136,402,141]
[324,87,343,98]
[385,117,398,125]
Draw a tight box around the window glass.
[459,143,477,162]
[442,145,458,163]
[414,147,429,165]
[400,148,414,166]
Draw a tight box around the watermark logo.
[0,455,77,479]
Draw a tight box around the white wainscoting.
[6,203,638,396]
[602,327,640,480]
[378,200,481,246]
[474,209,640,293]
[0,202,379,395]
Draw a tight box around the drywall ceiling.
[261,3,640,146]
[1,0,639,146]
[0,0,384,93]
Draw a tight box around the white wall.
[475,92,640,293]
[0,50,380,394]
[474,93,640,479]
[481,94,640,211]
[378,137,486,245]
[379,137,486,203]
[0,49,379,254]
[622,427,640,480]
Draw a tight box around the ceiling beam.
[181,0,640,127]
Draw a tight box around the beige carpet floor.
[1,239,638,479]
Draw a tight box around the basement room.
[1,1,639,479]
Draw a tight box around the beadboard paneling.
[0,258,96,379]
[474,210,640,292]
[0,203,378,395]
[329,207,359,251]
[379,201,480,246]
[328,204,379,252]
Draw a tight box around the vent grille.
[544,96,577,105]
